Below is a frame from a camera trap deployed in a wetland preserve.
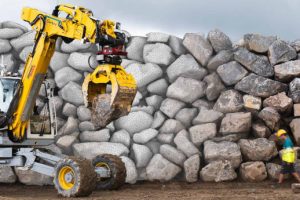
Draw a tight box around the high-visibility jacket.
[282,148,296,163]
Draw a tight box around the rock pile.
[0,21,300,185]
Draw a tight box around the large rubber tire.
[92,154,126,190]
[54,156,97,197]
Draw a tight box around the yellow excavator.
[0,4,136,197]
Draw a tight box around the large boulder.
[146,154,181,182]
[133,128,158,144]
[145,95,163,110]
[258,107,281,130]
[73,142,129,159]
[175,108,198,127]
[114,111,153,135]
[77,106,91,122]
[244,33,277,53]
[219,112,252,136]
[2,21,28,32]
[235,73,287,98]
[68,52,97,72]
[159,119,185,134]
[131,144,153,168]
[207,29,232,52]
[166,54,207,82]
[238,138,278,161]
[143,43,175,66]
[252,121,271,138]
[0,167,16,183]
[146,32,170,43]
[160,144,186,166]
[160,98,185,118]
[49,51,69,72]
[10,30,35,52]
[60,40,92,53]
[168,35,187,56]
[79,129,110,143]
[15,168,52,186]
[120,156,138,184]
[200,160,237,182]
[189,123,217,147]
[266,163,281,180]
[203,140,242,168]
[174,130,200,157]
[62,103,77,117]
[126,63,163,88]
[60,81,84,106]
[110,130,131,147]
[147,78,169,96]
[217,61,248,86]
[213,90,243,113]
[193,107,224,125]
[234,48,274,77]
[263,92,293,113]
[240,161,267,182]
[289,78,300,103]
[207,50,233,72]
[19,45,32,62]
[203,72,226,101]
[183,154,200,183]
[55,67,82,88]
[243,95,262,112]
[57,116,79,136]
[183,33,213,66]
[268,40,297,65]
[126,36,147,62]
[151,111,166,129]
[0,39,11,54]
[0,28,23,39]
[56,135,78,155]
[290,118,300,146]
[166,77,206,103]
[274,60,300,82]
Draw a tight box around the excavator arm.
[7,5,136,142]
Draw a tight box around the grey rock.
[258,107,281,130]
[263,92,293,113]
[133,129,158,144]
[207,50,234,72]
[56,135,78,155]
[268,40,297,65]
[274,60,300,82]
[211,134,245,143]
[143,43,175,66]
[200,160,237,182]
[203,72,226,101]
[19,45,32,62]
[213,90,243,113]
[151,111,166,129]
[0,53,17,72]
[68,52,97,72]
[0,28,23,39]
[266,163,281,180]
[291,39,300,52]
[121,59,139,68]
[114,111,153,135]
[15,168,52,186]
[167,54,207,82]
[174,130,200,157]
[110,130,131,147]
[168,35,187,56]
[184,154,200,183]
[0,167,16,183]
[159,119,185,134]
[77,106,91,122]
[132,144,153,168]
[234,48,274,77]
[61,40,92,53]
[58,117,79,136]
[73,142,129,159]
[243,95,262,112]
[203,140,242,169]
[208,29,232,52]
[146,32,170,43]
[183,33,213,66]
[61,81,84,106]
[193,107,224,125]
[80,129,110,142]
[160,144,186,166]
[126,36,147,62]
[126,63,163,88]
[235,73,287,98]
[55,67,82,88]
[217,61,248,86]
[175,108,198,127]
[2,21,27,32]
[132,91,143,106]
[146,154,181,182]
[252,121,271,138]
[219,112,252,136]
[289,78,300,103]
[129,106,155,115]
[79,121,95,132]
[62,103,77,117]
[290,118,300,146]
[244,34,277,53]
[192,99,214,109]
[0,39,11,54]
[147,78,169,96]
[160,98,185,118]
[10,30,35,52]
[50,52,69,72]
[120,156,138,184]
[157,133,174,144]
[294,104,300,117]
[146,95,163,110]
[238,138,278,161]
[189,123,217,147]
[146,140,161,154]
[240,161,267,182]
[167,77,206,103]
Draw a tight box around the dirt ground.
[0,181,299,200]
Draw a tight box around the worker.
[275,129,300,183]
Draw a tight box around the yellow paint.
[58,166,75,190]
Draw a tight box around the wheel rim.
[58,166,75,190]
[95,162,110,182]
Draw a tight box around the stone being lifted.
[1,21,300,186]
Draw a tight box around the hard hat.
[276,129,287,137]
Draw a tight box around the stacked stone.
[1,20,300,185]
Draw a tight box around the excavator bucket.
[82,64,137,129]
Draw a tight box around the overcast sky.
[1,0,300,41]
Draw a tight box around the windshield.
[0,77,20,113]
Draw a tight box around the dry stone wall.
[1,21,300,185]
